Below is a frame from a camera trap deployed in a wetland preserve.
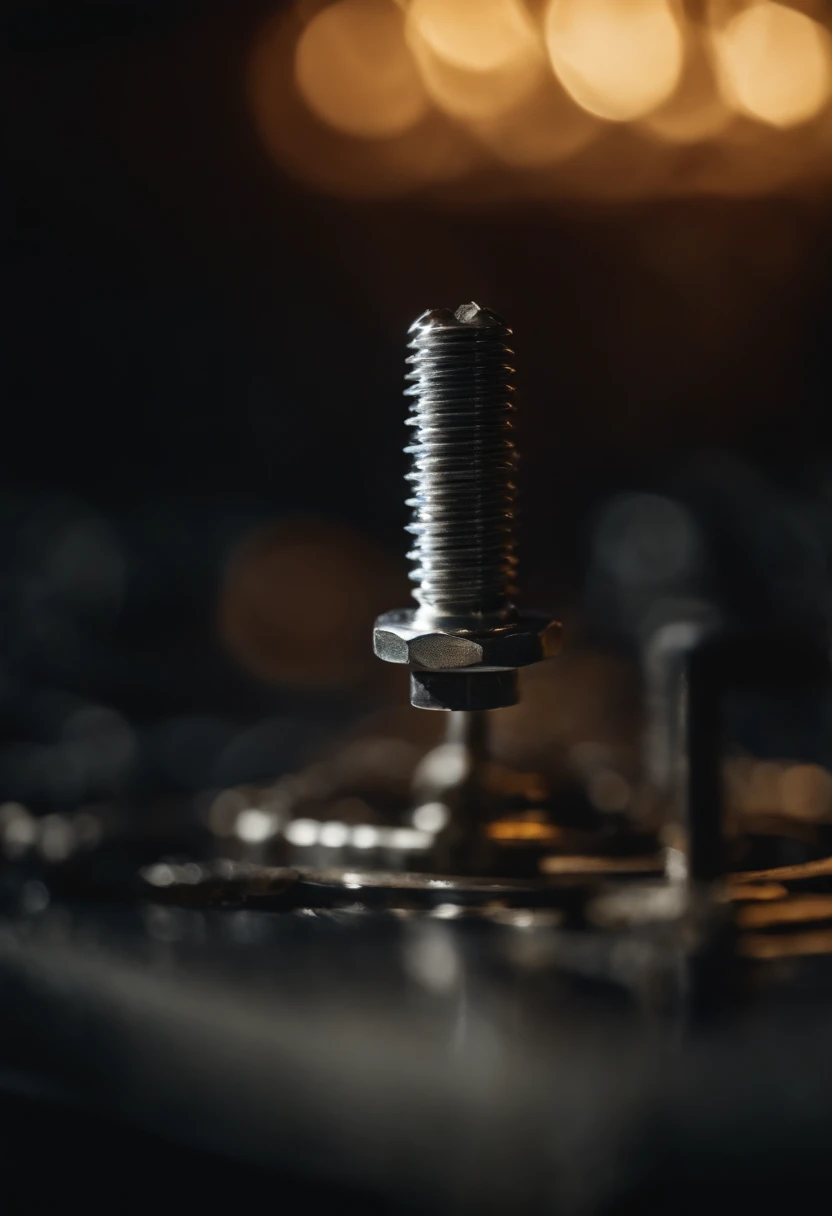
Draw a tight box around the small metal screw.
[374,303,560,711]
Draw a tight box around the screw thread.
[404,302,518,623]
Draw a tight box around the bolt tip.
[408,308,458,334]
[454,302,505,328]
[408,303,507,334]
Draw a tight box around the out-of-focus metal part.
[643,608,832,895]
[641,601,723,887]
[409,710,498,874]
[12,891,832,1216]
[373,303,560,712]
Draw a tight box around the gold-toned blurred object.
[469,75,601,167]
[407,24,546,121]
[734,855,832,882]
[739,928,832,958]
[725,880,788,900]
[295,0,429,137]
[488,820,564,842]
[220,516,402,691]
[712,1,832,128]
[491,650,642,777]
[246,0,832,200]
[544,0,685,122]
[737,894,832,927]
[640,17,733,144]
[725,756,832,823]
[407,0,539,72]
[540,853,664,874]
[248,6,479,199]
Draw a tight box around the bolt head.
[373,610,561,672]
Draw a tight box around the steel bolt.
[374,303,560,710]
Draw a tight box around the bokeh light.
[726,756,832,823]
[641,20,733,144]
[408,0,539,72]
[376,112,483,183]
[248,0,832,200]
[544,0,685,122]
[295,0,430,138]
[220,516,401,691]
[713,2,832,128]
[469,76,601,167]
[781,763,832,821]
[250,7,478,199]
[407,25,546,121]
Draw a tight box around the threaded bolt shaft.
[404,302,518,625]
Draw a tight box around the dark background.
[1,0,832,805]
[3,2,832,1202]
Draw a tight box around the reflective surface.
[4,875,832,1213]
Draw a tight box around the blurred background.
[7,2,832,1205]
[3,0,832,824]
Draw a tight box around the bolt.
[406,301,517,622]
[374,303,560,711]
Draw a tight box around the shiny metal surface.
[404,303,517,622]
[4,888,832,1213]
[374,303,560,712]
